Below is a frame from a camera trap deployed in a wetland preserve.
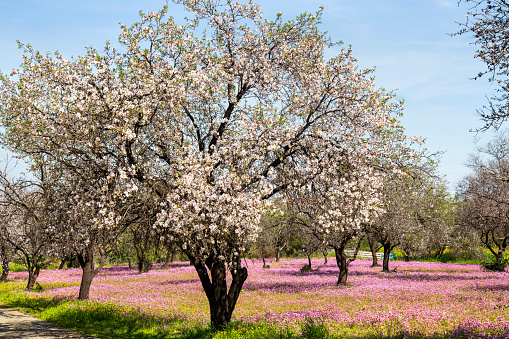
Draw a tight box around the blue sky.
[0,0,498,191]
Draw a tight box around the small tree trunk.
[275,243,285,262]
[161,252,173,269]
[26,265,41,291]
[307,254,312,270]
[275,248,281,262]
[58,258,66,270]
[0,256,9,282]
[323,250,328,264]
[367,234,379,267]
[404,249,410,262]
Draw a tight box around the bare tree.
[458,132,509,270]
[0,162,58,290]
[455,0,509,130]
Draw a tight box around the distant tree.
[369,167,442,272]
[287,159,384,285]
[254,208,292,266]
[0,162,58,290]
[458,132,509,270]
[418,187,458,261]
[455,0,509,130]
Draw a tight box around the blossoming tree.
[1,0,415,328]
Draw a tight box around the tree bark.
[335,247,349,285]
[137,252,152,273]
[188,251,248,329]
[382,243,392,272]
[275,248,281,262]
[0,244,9,281]
[26,265,41,291]
[58,258,66,270]
[77,246,105,300]
[323,250,328,264]
[367,233,379,267]
[161,252,173,269]
[335,236,362,286]
[275,243,285,262]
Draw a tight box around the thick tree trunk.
[137,257,153,273]
[77,246,105,300]
[78,260,95,300]
[382,244,392,272]
[188,252,248,330]
[335,247,349,285]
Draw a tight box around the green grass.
[0,282,499,339]
[0,280,330,339]
[2,259,509,339]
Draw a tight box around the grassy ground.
[1,258,509,338]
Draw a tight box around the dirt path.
[0,306,92,339]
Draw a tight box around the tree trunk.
[367,234,379,267]
[323,250,328,264]
[335,236,362,285]
[335,247,349,285]
[382,244,392,272]
[77,246,105,300]
[307,254,312,270]
[26,266,41,291]
[188,252,248,330]
[275,248,281,262]
[58,258,66,270]
[137,253,153,273]
[0,248,9,281]
[161,251,173,269]
[78,260,95,300]
[275,243,285,262]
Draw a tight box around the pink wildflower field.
[10,258,509,337]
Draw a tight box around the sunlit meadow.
[5,258,509,338]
